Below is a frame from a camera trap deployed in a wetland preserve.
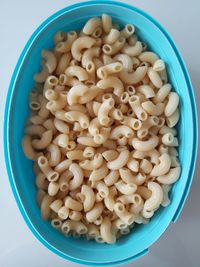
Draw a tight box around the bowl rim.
[3,1,198,266]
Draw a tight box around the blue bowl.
[4,1,198,266]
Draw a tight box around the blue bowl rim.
[3,1,198,266]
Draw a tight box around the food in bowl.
[22,14,181,244]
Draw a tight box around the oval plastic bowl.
[4,1,198,266]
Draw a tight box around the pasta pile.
[22,14,181,244]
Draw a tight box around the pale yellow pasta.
[89,162,109,182]
[141,101,164,116]
[82,47,100,68]
[119,168,146,185]
[50,199,63,213]
[114,203,135,225]
[42,49,57,73]
[128,95,148,121]
[83,17,102,35]
[65,196,83,211]
[132,135,159,151]
[157,167,181,184]
[103,28,120,44]
[102,37,125,56]
[107,149,130,170]
[138,51,159,65]
[164,92,179,117]
[148,67,163,88]
[58,206,69,220]
[79,153,103,170]
[153,59,165,72]
[119,66,147,85]
[137,85,155,98]
[102,14,112,34]
[55,52,71,76]
[122,41,143,56]
[86,202,104,223]
[65,111,89,129]
[121,24,135,38]
[56,31,77,53]
[47,144,61,167]
[104,170,119,186]
[23,14,181,244]
[100,217,116,244]
[96,76,124,97]
[153,83,171,103]
[151,153,171,176]
[71,36,96,61]
[69,210,82,221]
[41,194,55,220]
[166,108,180,128]
[143,182,163,212]
[69,163,84,190]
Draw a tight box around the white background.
[0,0,200,266]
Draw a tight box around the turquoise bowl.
[4,1,198,266]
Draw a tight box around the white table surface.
[0,0,200,266]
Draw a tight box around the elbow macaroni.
[22,14,181,244]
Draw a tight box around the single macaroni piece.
[100,218,116,244]
[165,92,179,117]
[86,202,104,223]
[115,180,137,195]
[79,153,103,170]
[102,14,112,34]
[69,163,84,190]
[42,49,57,73]
[110,125,134,139]
[71,36,96,61]
[147,67,163,88]
[142,101,165,116]
[65,66,89,81]
[143,182,163,211]
[137,85,155,98]
[114,203,135,225]
[121,41,143,56]
[104,170,119,186]
[138,51,159,65]
[153,59,165,72]
[98,98,114,126]
[81,185,95,212]
[157,167,181,184]
[107,149,130,170]
[129,95,148,121]
[65,111,89,129]
[119,168,146,185]
[65,196,83,211]
[119,66,148,85]
[151,153,171,176]
[96,76,124,97]
[83,17,102,35]
[132,136,159,152]
[103,28,120,44]
[89,163,109,182]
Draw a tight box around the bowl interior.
[6,1,196,265]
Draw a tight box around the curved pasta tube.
[42,49,57,73]
[121,24,135,38]
[34,65,49,83]
[88,118,101,136]
[153,83,172,104]
[142,101,165,116]
[151,153,171,176]
[55,52,71,76]
[102,14,112,34]
[166,108,180,128]
[165,92,179,117]
[119,66,147,85]
[119,168,146,185]
[143,182,163,211]
[102,37,125,56]
[138,51,159,65]
[115,180,137,195]
[22,135,36,160]
[137,85,155,98]
[68,163,84,191]
[65,66,88,81]
[77,136,100,147]
[82,47,100,68]
[89,163,109,182]
[65,196,83,211]
[32,130,53,150]
[81,185,95,212]
[107,150,130,170]
[96,76,124,97]
[98,98,115,126]
[83,17,102,35]
[97,62,123,79]
[121,116,142,130]
[86,202,104,223]
[103,28,120,44]
[121,41,143,56]
[132,149,160,165]
[65,111,89,129]
[110,125,134,139]
[61,220,87,235]
[153,59,165,72]
[102,150,118,162]
[67,85,89,105]
[132,136,159,152]
[104,170,119,186]
[47,144,61,167]
[129,95,148,121]
[41,194,55,220]
[94,127,111,144]
[71,36,96,61]
[100,218,116,244]
[79,153,103,170]
[157,167,181,184]
[148,67,163,88]
[79,86,102,104]
[114,203,135,225]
